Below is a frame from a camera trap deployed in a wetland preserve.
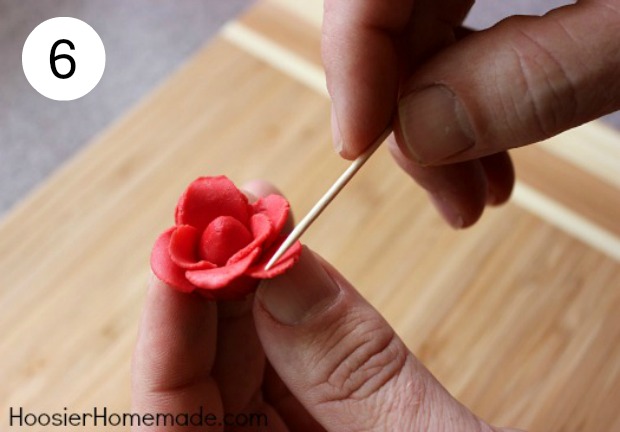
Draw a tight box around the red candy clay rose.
[151,176,301,300]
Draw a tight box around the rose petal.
[175,176,250,231]
[150,227,196,293]
[152,175,301,300]
[200,216,253,266]
[227,213,273,264]
[170,225,216,270]
[186,247,260,289]
[251,194,289,243]
[246,238,302,278]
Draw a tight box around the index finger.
[322,0,414,158]
[131,277,222,431]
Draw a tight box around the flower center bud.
[200,216,253,266]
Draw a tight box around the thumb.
[396,1,620,165]
[254,247,514,431]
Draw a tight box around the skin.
[323,0,620,227]
[133,182,522,431]
[133,1,620,429]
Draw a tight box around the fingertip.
[338,145,362,160]
[480,152,515,206]
[144,274,208,318]
[242,179,281,201]
[134,275,217,393]
[428,193,465,229]
[146,272,174,297]
[331,105,344,156]
[389,139,487,229]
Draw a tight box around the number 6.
[50,39,76,79]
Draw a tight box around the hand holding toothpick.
[265,125,393,271]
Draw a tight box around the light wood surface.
[1,2,620,431]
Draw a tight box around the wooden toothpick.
[264,125,392,271]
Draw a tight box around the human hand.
[133,182,524,431]
[322,0,620,227]
[132,180,320,432]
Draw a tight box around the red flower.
[151,176,301,300]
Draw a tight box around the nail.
[331,105,343,154]
[429,193,465,229]
[398,85,474,164]
[257,247,341,325]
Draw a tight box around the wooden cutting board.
[1,2,619,431]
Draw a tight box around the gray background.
[1,0,617,215]
[0,0,250,215]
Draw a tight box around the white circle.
[22,17,106,101]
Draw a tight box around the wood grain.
[1,2,620,431]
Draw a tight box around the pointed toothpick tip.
[264,252,279,271]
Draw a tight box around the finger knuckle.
[312,313,409,404]
[502,19,580,139]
